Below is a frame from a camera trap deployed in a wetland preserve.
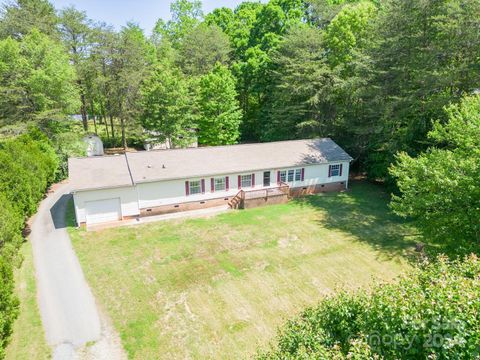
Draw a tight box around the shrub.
[259,255,480,359]
[0,256,19,360]
[0,128,59,357]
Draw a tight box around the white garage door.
[85,198,121,225]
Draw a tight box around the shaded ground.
[69,181,418,359]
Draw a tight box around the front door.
[263,171,271,187]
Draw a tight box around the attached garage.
[85,198,121,225]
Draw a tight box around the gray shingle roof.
[68,155,133,191]
[69,138,352,191]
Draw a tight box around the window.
[189,180,201,195]
[288,169,295,182]
[279,170,287,182]
[241,174,252,188]
[214,177,226,191]
[330,164,340,177]
[295,168,302,181]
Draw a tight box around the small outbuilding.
[69,138,353,226]
[83,134,104,157]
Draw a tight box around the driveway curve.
[30,182,125,359]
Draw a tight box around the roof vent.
[147,164,152,168]
[162,164,166,169]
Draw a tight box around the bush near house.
[0,129,58,359]
[259,255,480,359]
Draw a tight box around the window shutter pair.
[301,168,305,181]
[277,171,281,184]
[238,175,241,189]
[185,179,205,195]
[226,176,229,191]
[211,178,214,193]
[328,164,343,177]
[252,173,255,188]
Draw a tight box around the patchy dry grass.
[69,181,418,359]
[5,243,50,360]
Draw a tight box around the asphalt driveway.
[30,182,125,359]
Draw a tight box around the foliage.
[262,26,339,141]
[197,65,242,145]
[177,23,231,76]
[0,255,19,360]
[140,63,198,148]
[0,128,58,359]
[0,29,79,126]
[260,254,480,359]
[390,95,480,246]
[153,0,203,47]
[0,129,58,216]
[0,0,59,39]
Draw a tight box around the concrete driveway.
[30,182,125,359]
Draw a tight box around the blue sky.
[44,0,265,34]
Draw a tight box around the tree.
[111,23,156,149]
[177,23,231,76]
[140,63,197,148]
[197,65,242,145]
[324,1,377,68]
[390,95,480,246]
[0,30,79,127]
[152,0,203,48]
[262,26,339,141]
[362,0,480,181]
[59,6,93,131]
[0,0,58,39]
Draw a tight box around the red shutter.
[339,164,343,176]
[252,173,255,188]
[201,179,205,193]
[185,181,190,196]
[238,175,241,189]
[226,176,229,191]
[328,165,332,177]
[301,168,305,181]
[211,178,214,192]
[277,171,280,184]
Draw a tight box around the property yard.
[69,181,418,359]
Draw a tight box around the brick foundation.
[138,181,346,218]
[140,196,233,217]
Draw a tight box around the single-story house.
[69,138,353,226]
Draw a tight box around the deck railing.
[228,182,290,209]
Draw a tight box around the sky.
[43,0,264,34]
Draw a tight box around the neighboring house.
[69,138,353,226]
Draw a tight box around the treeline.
[0,130,58,357]
[1,0,478,181]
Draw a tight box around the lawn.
[69,181,418,359]
[5,243,50,360]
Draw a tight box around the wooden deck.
[228,183,290,209]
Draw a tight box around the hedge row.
[0,129,58,359]
[259,255,480,359]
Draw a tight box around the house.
[68,138,353,226]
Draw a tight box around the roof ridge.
[125,138,329,157]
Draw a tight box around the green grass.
[5,243,50,360]
[69,181,419,359]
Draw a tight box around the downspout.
[124,153,141,218]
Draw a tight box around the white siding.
[73,186,139,224]
[136,162,350,209]
[73,161,350,224]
